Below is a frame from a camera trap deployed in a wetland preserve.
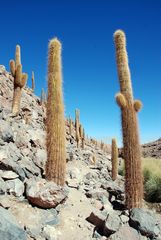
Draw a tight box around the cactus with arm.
[10,45,28,114]
[114,30,143,208]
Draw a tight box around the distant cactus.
[114,30,143,208]
[40,88,46,105]
[69,117,73,135]
[82,127,85,149]
[45,38,66,186]
[32,71,35,92]
[111,138,118,181]
[76,124,80,148]
[75,109,80,128]
[79,124,85,149]
[10,45,28,114]
[101,141,104,151]
[75,109,80,148]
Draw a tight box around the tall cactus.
[45,38,66,186]
[111,138,118,181]
[32,71,35,92]
[10,45,28,114]
[114,30,143,208]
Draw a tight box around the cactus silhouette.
[111,138,118,181]
[10,45,28,114]
[45,38,66,186]
[114,30,143,208]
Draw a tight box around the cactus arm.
[15,64,22,85]
[19,73,28,88]
[115,92,127,108]
[15,45,21,67]
[134,100,142,112]
[10,60,16,76]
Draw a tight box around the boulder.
[26,178,68,208]
[0,207,27,240]
[103,211,121,236]
[108,226,140,240]
[129,208,160,238]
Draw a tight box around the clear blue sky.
[0,0,161,146]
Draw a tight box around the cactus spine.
[32,71,35,92]
[111,138,118,181]
[10,45,28,114]
[114,30,143,208]
[45,38,66,186]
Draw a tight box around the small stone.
[120,214,129,224]
[86,210,106,227]
[6,178,24,197]
[1,170,19,180]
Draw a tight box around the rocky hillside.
[0,65,161,240]
[142,138,161,159]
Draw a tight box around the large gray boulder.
[108,226,140,240]
[0,207,27,240]
[103,210,121,236]
[129,208,160,238]
[26,178,68,208]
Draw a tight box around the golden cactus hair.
[45,38,66,186]
[114,29,143,208]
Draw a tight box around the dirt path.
[55,160,97,240]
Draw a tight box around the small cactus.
[32,71,35,92]
[45,38,66,186]
[10,45,28,114]
[75,109,80,148]
[114,30,143,208]
[111,138,118,181]
[40,88,46,105]
[69,117,73,135]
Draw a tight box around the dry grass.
[119,157,161,202]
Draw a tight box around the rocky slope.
[0,65,161,240]
[142,138,161,159]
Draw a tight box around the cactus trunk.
[45,38,66,186]
[12,87,22,114]
[114,30,143,208]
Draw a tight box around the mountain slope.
[0,65,161,240]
